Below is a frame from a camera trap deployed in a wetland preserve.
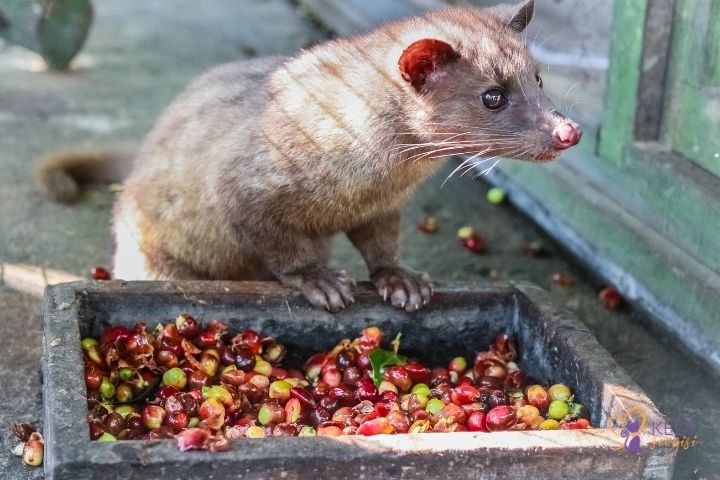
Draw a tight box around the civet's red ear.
[398,39,459,91]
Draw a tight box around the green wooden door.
[664,0,720,175]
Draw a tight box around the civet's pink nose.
[552,122,583,149]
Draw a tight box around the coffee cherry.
[343,366,362,384]
[114,405,136,419]
[485,406,517,431]
[329,384,354,403]
[162,368,187,389]
[262,340,286,365]
[203,385,234,406]
[467,411,488,432]
[426,399,445,415]
[96,432,116,442]
[548,400,570,420]
[309,407,332,427]
[539,419,559,430]
[285,398,302,424]
[516,405,543,429]
[417,216,439,234]
[332,406,354,424]
[84,364,103,390]
[548,384,572,402]
[117,367,134,382]
[527,385,550,411]
[258,403,285,426]
[236,330,262,354]
[488,389,508,407]
[273,423,298,436]
[319,396,339,412]
[404,361,431,384]
[357,417,393,436]
[599,287,623,310]
[103,412,125,437]
[142,405,166,430]
[383,366,412,392]
[89,421,105,440]
[409,419,431,433]
[298,426,317,436]
[317,425,344,436]
[290,386,317,409]
[269,380,293,402]
[486,187,506,205]
[451,384,479,405]
[166,412,189,433]
[448,356,467,374]
[387,411,410,433]
[432,403,466,426]
[245,425,266,438]
[551,272,573,287]
[90,266,111,280]
[458,227,486,254]
[199,398,225,420]
[562,418,590,430]
[254,356,273,377]
[188,370,212,390]
[115,383,133,402]
[220,366,245,386]
[81,338,105,368]
[99,377,115,400]
[175,314,199,338]
[200,351,220,377]
[357,378,379,403]
[410,383,430,396]
[235,348,257,371]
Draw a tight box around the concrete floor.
[0,1,717,479]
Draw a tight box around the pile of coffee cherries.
[82,317,591,448]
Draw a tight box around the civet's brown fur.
[34,1,582,312]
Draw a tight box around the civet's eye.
[481,88,508,110]
[535,74,543,89]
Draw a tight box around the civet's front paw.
[371,266,433,313]
[296,267,355,313]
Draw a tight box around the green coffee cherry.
[548,400,570,420]
[162,367,187,389]
[487,187,506,205]
[426,398,445,415]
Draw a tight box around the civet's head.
[397,0,582,162]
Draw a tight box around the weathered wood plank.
[597,0,647,162]
[663,0,720,176]
[634,0,676,141]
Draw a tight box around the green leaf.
[369,348,407,388]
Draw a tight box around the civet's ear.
[493,0,535,33]
[398,38,459,91]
